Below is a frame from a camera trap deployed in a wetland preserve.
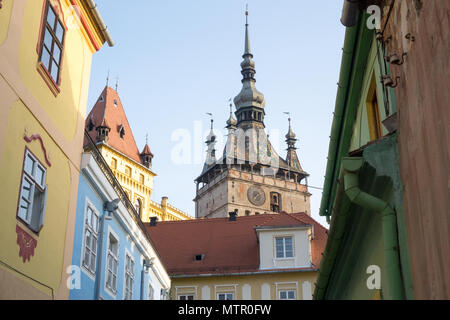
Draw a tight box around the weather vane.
[206,113,213,129]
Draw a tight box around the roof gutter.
[319,23,359,219]
[85,0,114,46]
[171,268,319,279]
[314,158,404,299]
[341,0,363,27]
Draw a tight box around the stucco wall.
[381,0,450,299]
[196,168,311,218]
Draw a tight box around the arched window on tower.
[270,192,281,213]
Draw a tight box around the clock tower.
[194,10,311,219]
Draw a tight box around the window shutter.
[27,183,36,225]
[17,176,31,222]
[39,184,48,229]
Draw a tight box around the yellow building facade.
[172,272,318,300]
[85,85,191,222]
[0,0,111,299]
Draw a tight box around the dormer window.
[113,99,118,107]
[88,118,95,131]
[99,95,104,102]
[194,254,205,261]
[119,126,125,139]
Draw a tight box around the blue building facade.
[69,139,170,300]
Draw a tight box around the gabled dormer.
[255,216,313,270]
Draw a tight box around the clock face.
[247,186,266,206]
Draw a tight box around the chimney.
[150,216,158,226]
[229,209,238,221]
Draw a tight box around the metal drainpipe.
[342,158,404,300]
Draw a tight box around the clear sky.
[87,0,346,227]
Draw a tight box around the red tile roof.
[145,212,327,276]
[140,144,153,157]
[84,86,144,163]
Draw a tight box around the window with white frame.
[124,253,134,300]
[275,236,294,258]
[82,204,98,275]
[17,149,48,232]
[279,290,296,300]
[106,233,119,294]
[148,284,154,300]
[217,293,234,300]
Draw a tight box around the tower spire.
[233,6,266,127]
[226,100,237,130]
[284,114,302,171]
[204,113,216,167]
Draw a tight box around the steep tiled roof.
[140,144,153,157]
[85,86,143,163]
[145,212,327,276]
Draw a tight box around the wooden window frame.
[124,252,134,300]
[105,231,119,295]
[366,73,383,141]
[275,236,294,259]
[82,201,99,276]
[279,289,296,300]
[217,292,234,300]
[16,148,48,234]
[36,0,67,96]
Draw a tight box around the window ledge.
[274,257,295,261]
[36,61,60,97]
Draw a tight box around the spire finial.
[284,112,297,146]
[245,3,248,25]
[106,70,110,87]
[206,113,213,130]
[145,133,148,145]
[115,76,119,91]
[244,4,251,56]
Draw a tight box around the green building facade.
[313,10,414,300]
